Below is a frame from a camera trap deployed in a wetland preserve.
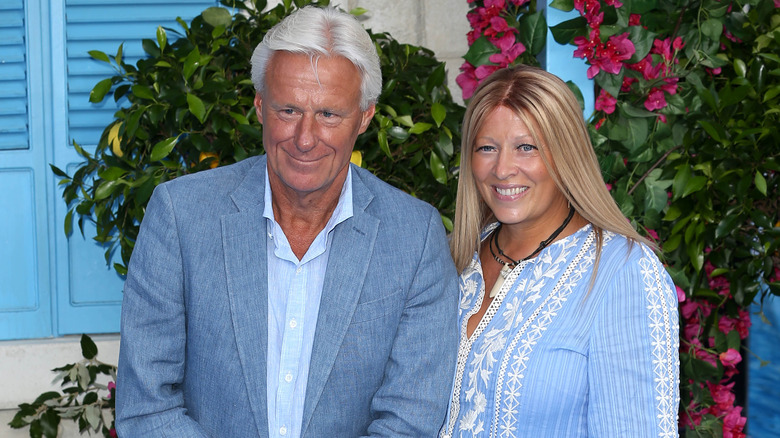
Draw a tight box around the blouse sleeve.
[587,245,680,437]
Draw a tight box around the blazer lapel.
[300,168,379,435]
[223,156,270,436]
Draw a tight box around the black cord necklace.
[491,205,576,269]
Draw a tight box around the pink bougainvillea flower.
[475,64,499,80]
[707,381,736,411]
[673,36,685,50]
[457,62,479,100]
[723,406,747,438]
[735,309,751,339]
[629,13,641,26]
[510,0,531,5]
[604,182,612,191]
[644,88,667,111]
[590,32,635,78]
[675,285,686,303]
[657,113,667,123]
[485,0,507,7]
[719,348,742,367]
[489,16,513,34]
[646,228,659,241]
[661,77,679,95]
[594,89,617,114]
[718,315,737,334]
[110,427,118,438]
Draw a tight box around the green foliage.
[548,0,779,433]
[9,335,117,438]
[52,0,464,274]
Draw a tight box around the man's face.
[255,51,375,201]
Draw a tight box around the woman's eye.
[518,144,538,153]
[475,145,495,152]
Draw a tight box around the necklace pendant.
[499,264,512,279]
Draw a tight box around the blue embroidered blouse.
[441,224,680,438]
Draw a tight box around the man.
[115,6,458,437]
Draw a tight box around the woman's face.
[471,105,569,232]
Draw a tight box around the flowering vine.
[460,0,780,436]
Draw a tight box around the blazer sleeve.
[363,207,460,437]
[587,245,680,437]
[115,184,209,437]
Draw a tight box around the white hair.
[250,6,382,110]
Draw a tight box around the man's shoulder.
[352,165,437,217]
[162,155,264,196]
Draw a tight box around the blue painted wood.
[50,0,219,336]
[542,2,594,116]
[0,0,218,340]
[0,0,54,340]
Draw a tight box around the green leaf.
[156,26,167,51]
[754,170,767,195]
[89,78,113,103]
[202,7,232,28]
[549,0,574,11]
[64,209,73,236]
[33,391,61,405]
[187,93,207,123]
[715,211,741,239]
[701,18,723,41]
[50,164,70,179]
[94,180,120,201]
[429,152,447,185]
[88,50,110,63]
[682,176,708,198]
[595,69,624,98]
[519,12,547,56]
[150,136,179,162]
[350,7,368,16]
[409,122,432,135]
[550,16,588,45]
[131,84,155,100]
[85,404,101,430]
[698,120,724,142]
[377,130,391,158]
[431,102,446,127]
[463,36,498,67]
[627,25,656,63]
[80,334,98,359]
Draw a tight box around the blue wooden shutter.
[50,0,219,336]
[0,0,54,340]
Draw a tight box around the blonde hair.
[450,64,652,272]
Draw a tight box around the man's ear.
[358,104,375,134]
[254,92,263,125]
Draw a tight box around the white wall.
[0,2,469,436]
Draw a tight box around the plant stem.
[628,144,682,195]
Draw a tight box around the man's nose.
[295,114,316,151]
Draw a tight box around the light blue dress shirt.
[264,168,353,438]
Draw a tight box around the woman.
[441,65,679,437]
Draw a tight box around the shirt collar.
[262,164,354,232]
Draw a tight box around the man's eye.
[282,109,295,115]
[321,111,335,118]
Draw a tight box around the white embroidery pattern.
[494,230,599,437]
[640,245,680,437]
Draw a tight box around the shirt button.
[279,426,287,435]
[289,319,297,329]
[285,373,293,383]
[296,266,302,274]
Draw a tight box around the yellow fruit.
[350,150,362,167]
[199,151,219,169]
[108,124,123,157]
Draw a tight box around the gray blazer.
[116,155,459,437]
